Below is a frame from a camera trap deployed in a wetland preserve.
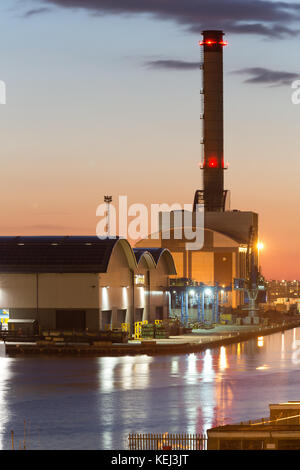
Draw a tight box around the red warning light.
[198,40,228,46]
[208,157,218,168]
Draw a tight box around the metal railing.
[238,414,300,426]
[237,416,269,425]
[128,433,207,450]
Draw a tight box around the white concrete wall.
[149,254,170,321]
[0,274,36,308]
[39,274,99,308]
[134,257,149,321]
[0,273,99,309]
[99,242,133,328]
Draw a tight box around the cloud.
[22,7,52,18]
[38,0,300,38]
[233,67,299,86]
[145,59,199,71]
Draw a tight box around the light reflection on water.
[0,329,300,449]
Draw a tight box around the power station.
[137,30,262,322]
[0,30,263,331]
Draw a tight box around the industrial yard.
[4,317,300,357]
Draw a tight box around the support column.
[181,291,184,324]
[197,290,201,322]
[185,290,189,324]
[214,283,219,323]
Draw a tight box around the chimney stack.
[194,30,228,212]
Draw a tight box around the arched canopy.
[113,238,137,271]
[133,248,156,270]
[153,248,177,275]
[134,247,176,275]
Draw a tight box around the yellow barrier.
[121,323,129,333]
[134,321,149,339]
[134,322,143,339]
[220,314,232,322]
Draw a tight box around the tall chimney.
[198,30,227,212]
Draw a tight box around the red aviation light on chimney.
[208,157,218,168]
[208,158,217,168]
[198,40,228,46]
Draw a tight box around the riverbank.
[5,319,300,357]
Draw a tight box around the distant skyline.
[0,0,300,279]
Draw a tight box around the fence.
[128,433,207,450]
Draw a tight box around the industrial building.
[0,31,262,331]
[136,30,261,320]
[0,236,176,331]
[266,280,300,301]
[207,402,300,450]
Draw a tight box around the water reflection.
[281,333,285,360]
[186,353,197,384]
[219,346,228,371]
[0,329,300,449]
[0,353,12,450]
[98,355,154,392]
[202,349,215,382]
[257,336,264,348]
[293,328,297,349]
[98,357,119,392]
[171,358,179,375]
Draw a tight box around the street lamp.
[257,241,264,269]
[257,241,264,251]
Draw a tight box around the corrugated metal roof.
[133,247,165,265]
[0,236,121,273]
[133,247,177,274]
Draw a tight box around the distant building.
[266,280,300,302]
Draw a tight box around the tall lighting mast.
[104,195,112,237]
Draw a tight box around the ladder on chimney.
[199,46,204,166]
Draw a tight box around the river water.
[1,328,300,449]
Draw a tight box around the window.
[101,310,112,330]
[219,439,242,450]
[135,308,144,322]
[156,306,164,320]
[278,440,300,450]
[243,440,264,450]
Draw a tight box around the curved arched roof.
[154,248,177,275]
[133,247,177,274]
[133,248,156,270]
[0,236,178,275]
[0,236,137,273]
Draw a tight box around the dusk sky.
[1,0,300,279]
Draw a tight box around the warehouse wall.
[0,273,100,330]
[0,241,174,332]
[99,241,134,329]
[149,252,172,321]
[134,256,151,322]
